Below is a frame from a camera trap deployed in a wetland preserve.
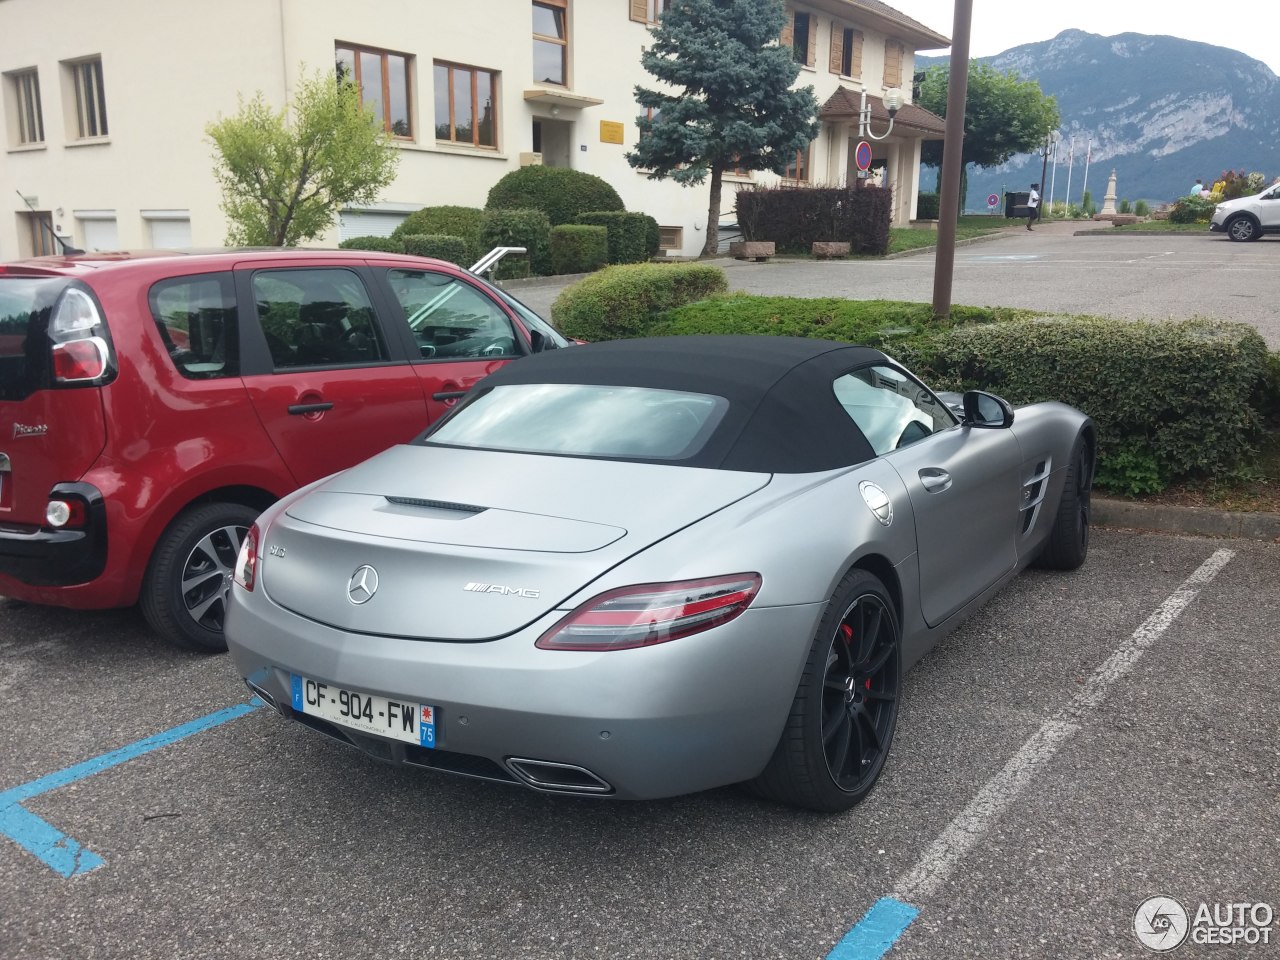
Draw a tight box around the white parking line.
[894,548,1236,903]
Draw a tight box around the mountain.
[917,30,1280,211]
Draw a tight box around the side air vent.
[1020,456,1053,535]
[385,496,486,514]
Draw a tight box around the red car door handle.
[287,401,335,416]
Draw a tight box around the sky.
[895,0,1280,76]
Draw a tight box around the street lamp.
[1038,130,1060,217]
[859,87,904,141]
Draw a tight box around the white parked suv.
[1209,182,1280,241]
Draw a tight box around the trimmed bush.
[486,166,624,226]
[575,211,651,264]
[916,193,940,220]
[338,235,404,253]
[550,225,608,275]
[389,206,485,264]
[658,295,1023,345]
[401,234,468,265]
[909,317,1269,494]
[1134,199,1151,217]
[641,214,661,259]
[551,263,728,341]
[479,208,552,278]
[736,184,893,255]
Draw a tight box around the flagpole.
[1048,138,1059,214]
[1065,138,1075,213]
[1080,136,1092,210]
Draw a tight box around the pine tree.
[627,0,819,256]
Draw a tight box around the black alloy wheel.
[820,592,901,794]
[752,569,902,812]
[1036,436,1091,571]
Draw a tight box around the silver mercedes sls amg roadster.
[226,335,1094,812]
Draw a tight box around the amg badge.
[464,582,540,599]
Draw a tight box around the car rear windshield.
[424,383,728,460]
[0,276,68,401]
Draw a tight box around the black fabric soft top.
[449,335,888,473]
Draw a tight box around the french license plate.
[291,674,435,748]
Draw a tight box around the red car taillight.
[233,523,260,592]
[536,574,762,652]
[48,286,116,385]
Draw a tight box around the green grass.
[887,220,1007,254]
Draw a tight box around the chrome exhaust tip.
[244,679,280,712]
[506,757,613,795]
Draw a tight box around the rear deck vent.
[385,496,486,514]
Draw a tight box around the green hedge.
[391,206,484,264]
[904,317,1269,494]
[1169,196,1217,223]
[641,214,661,259]
[479,208,552,278]
[551,263,728,341]
[486,166,624,226]
[550,225,609,275]
[401,234,468,265]
[916,193,941,219]
[575,211,651,264]
[658,295,1023,345]
[338,235,404,253]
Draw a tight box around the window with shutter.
[847,30,863,77]
[805,15,817,68]
[630,0,665,24]
[883,39,904,88]
[790,12,812,66]
[779,10,794,50]
[829,28,843,74]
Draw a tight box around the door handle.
[287,401,334,416]
[919,468,952,493]
[432,390,468,402]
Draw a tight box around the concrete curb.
[1093,497,1280,542]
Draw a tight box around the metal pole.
[1038,136,1050,222]
[931,0,973,320]
[1049,140,1059,214]
[1080,136,1092,210]
[1065,138,1075,214]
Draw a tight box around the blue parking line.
[826,897,919,960]
[0,699,263,877]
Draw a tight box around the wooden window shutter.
[779,11,794,50]
[883,39,903,88]
[630,0,648,23]
[806,15,817,67]
[829,26,844,73]
[851,30,864,76]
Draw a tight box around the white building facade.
[1,0,948,261]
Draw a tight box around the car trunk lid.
[0,275,108,525]
[260,444,770,639]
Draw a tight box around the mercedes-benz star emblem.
[347,565,379,605]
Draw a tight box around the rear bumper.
[0,482,107,588]
[226,587,824,801]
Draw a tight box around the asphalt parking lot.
[514,226,1280,349]
[2,528,1276,959]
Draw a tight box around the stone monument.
[1100,169,1118,216]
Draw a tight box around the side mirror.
[528,329,547,354]
[962,390,1015,428]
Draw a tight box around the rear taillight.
[536,573,762,652]
[233,523,260,592]
[45,497,88,529]
[48,286,115,385]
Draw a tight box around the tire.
[751,569,902,812]
[141,502,259,653]
[1035,437,1091,571]
[1227,216,1259,242]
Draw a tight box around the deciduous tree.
[627,0,819,256]
[207,69,399,246]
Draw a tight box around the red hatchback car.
[0,248,566,651]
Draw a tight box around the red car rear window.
[0,276,68,401]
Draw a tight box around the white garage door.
[149,218,192,248]
[80,218,119,252]
[339,211,406,241]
